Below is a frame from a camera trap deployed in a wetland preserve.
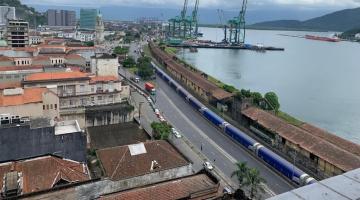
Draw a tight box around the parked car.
[147,97,152,103]
[171,128,182,138]
[155,109,160,116]
[159,116,166,122]
[203,162,214,170]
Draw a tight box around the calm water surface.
[177,27,360,144]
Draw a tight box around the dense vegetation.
[0,0,46,27]
[136,56,154,79]
[249,7,360,32]
[113,46,129,55]
[151,122,172,140]
[340,28,360,41]
[122,57,136,68]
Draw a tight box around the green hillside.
[249,7,360,32]
[0,0,46,27]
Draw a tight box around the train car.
[202,109,226,127]
[225,125,257,149]
[177,87,189,98]
[188,96,205,110]
[168,79,178,90]
[258,147,305,184]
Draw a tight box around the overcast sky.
[22,0,360,9]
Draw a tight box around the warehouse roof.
[96,140,189,181]
[90,76,119,84]
[267,168,360,200]
[99,173,220,200]
[0,155,90,194]
[24,71,89,82]
[242,107,360,171]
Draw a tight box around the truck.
[145,82,156,95]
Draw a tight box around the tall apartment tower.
[47,9,76,26]
[80,9,97,30]
[7,19,29,47]
[0,6,16,25]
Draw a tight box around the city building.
[0,87,59,120]
[90,53,118,76]
[0,6,16,26]
[95,14,105,45]
[6,19,29,48]
[80,9,98,30]
[0,118,86,162]
[29,31,42,45]
[355,33,360,39]
[22,71,131,127]
[47,9,76,26]
[241,106,360,179]
[0,155,90,198]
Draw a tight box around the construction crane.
[191,0,200,37]
[217,9,228,43]
[227,0,247,45]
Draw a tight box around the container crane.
[217,9,228,43]
[191,0,200,37]
[227,0,247,45]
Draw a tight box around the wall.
[92,58,118,77]
[0,103,42,118]
[42,91,60,119]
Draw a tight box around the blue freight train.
[153,64,316,186]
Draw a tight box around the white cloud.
[21,0,360,8]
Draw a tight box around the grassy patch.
[277,111,304,127]
[208,75,225,88]
[165,47,178,55]
[143,45,152,57]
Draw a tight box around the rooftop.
[0,82,21,90]
[0,155,90,195]
[0,87,50,107]
[55,120,82,135]
[90,76,120,84]
[242,107,360,171]
[23,71,90,82]
[88,122,150,149]
[96,140,189,181]
[99,173,220,200]
[267,168,360,200]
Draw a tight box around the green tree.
[151,122,172,140]
[251,92,263,106]
[264,92,280,112]
[122,57,136,68]
[113,46,129,55]
[223,84,237,93]
[244,168,266,199]
[241,89,252,98]
[231,162,249,187]
[136,56,154,79]
[84,41,94,47]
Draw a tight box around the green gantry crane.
[227,0,247,45]
[167,0,200,40]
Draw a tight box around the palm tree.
[244,168,266,199]
[231,162,249,187]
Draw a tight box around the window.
[46,105,49,110]
[43,105,45,110]
[54,104,57,110]
[91,97,95,102]
[97,96,102,100]
[69,100,73,105]
[6,75,11,79]
[50,104,53,109]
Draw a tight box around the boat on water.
[305,35,340,42]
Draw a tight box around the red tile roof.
[0,56,13,62]
[0,155,90,194]
[100,174,220,200]
[24,71,89,82]
[97,140,189,181]
[90,76,119,84]
[0,87,49,106]
[0,65,44,72]
[0,82,21,90]
[242,107,360,171]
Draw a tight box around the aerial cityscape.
[0,0,359,199]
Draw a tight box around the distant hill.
[0,0,46,27]
[249,7,360,32]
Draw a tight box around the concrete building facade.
[0,6,16,26]
[47,9,76,26]
[0,87,59,120]
[91,53,118,77]
[6,20,29,48]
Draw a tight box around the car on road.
[171,128,182,138]
[203,161,214,171]
[147,97,152,103]
[159,116,166,122]
[155,109,160,116]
